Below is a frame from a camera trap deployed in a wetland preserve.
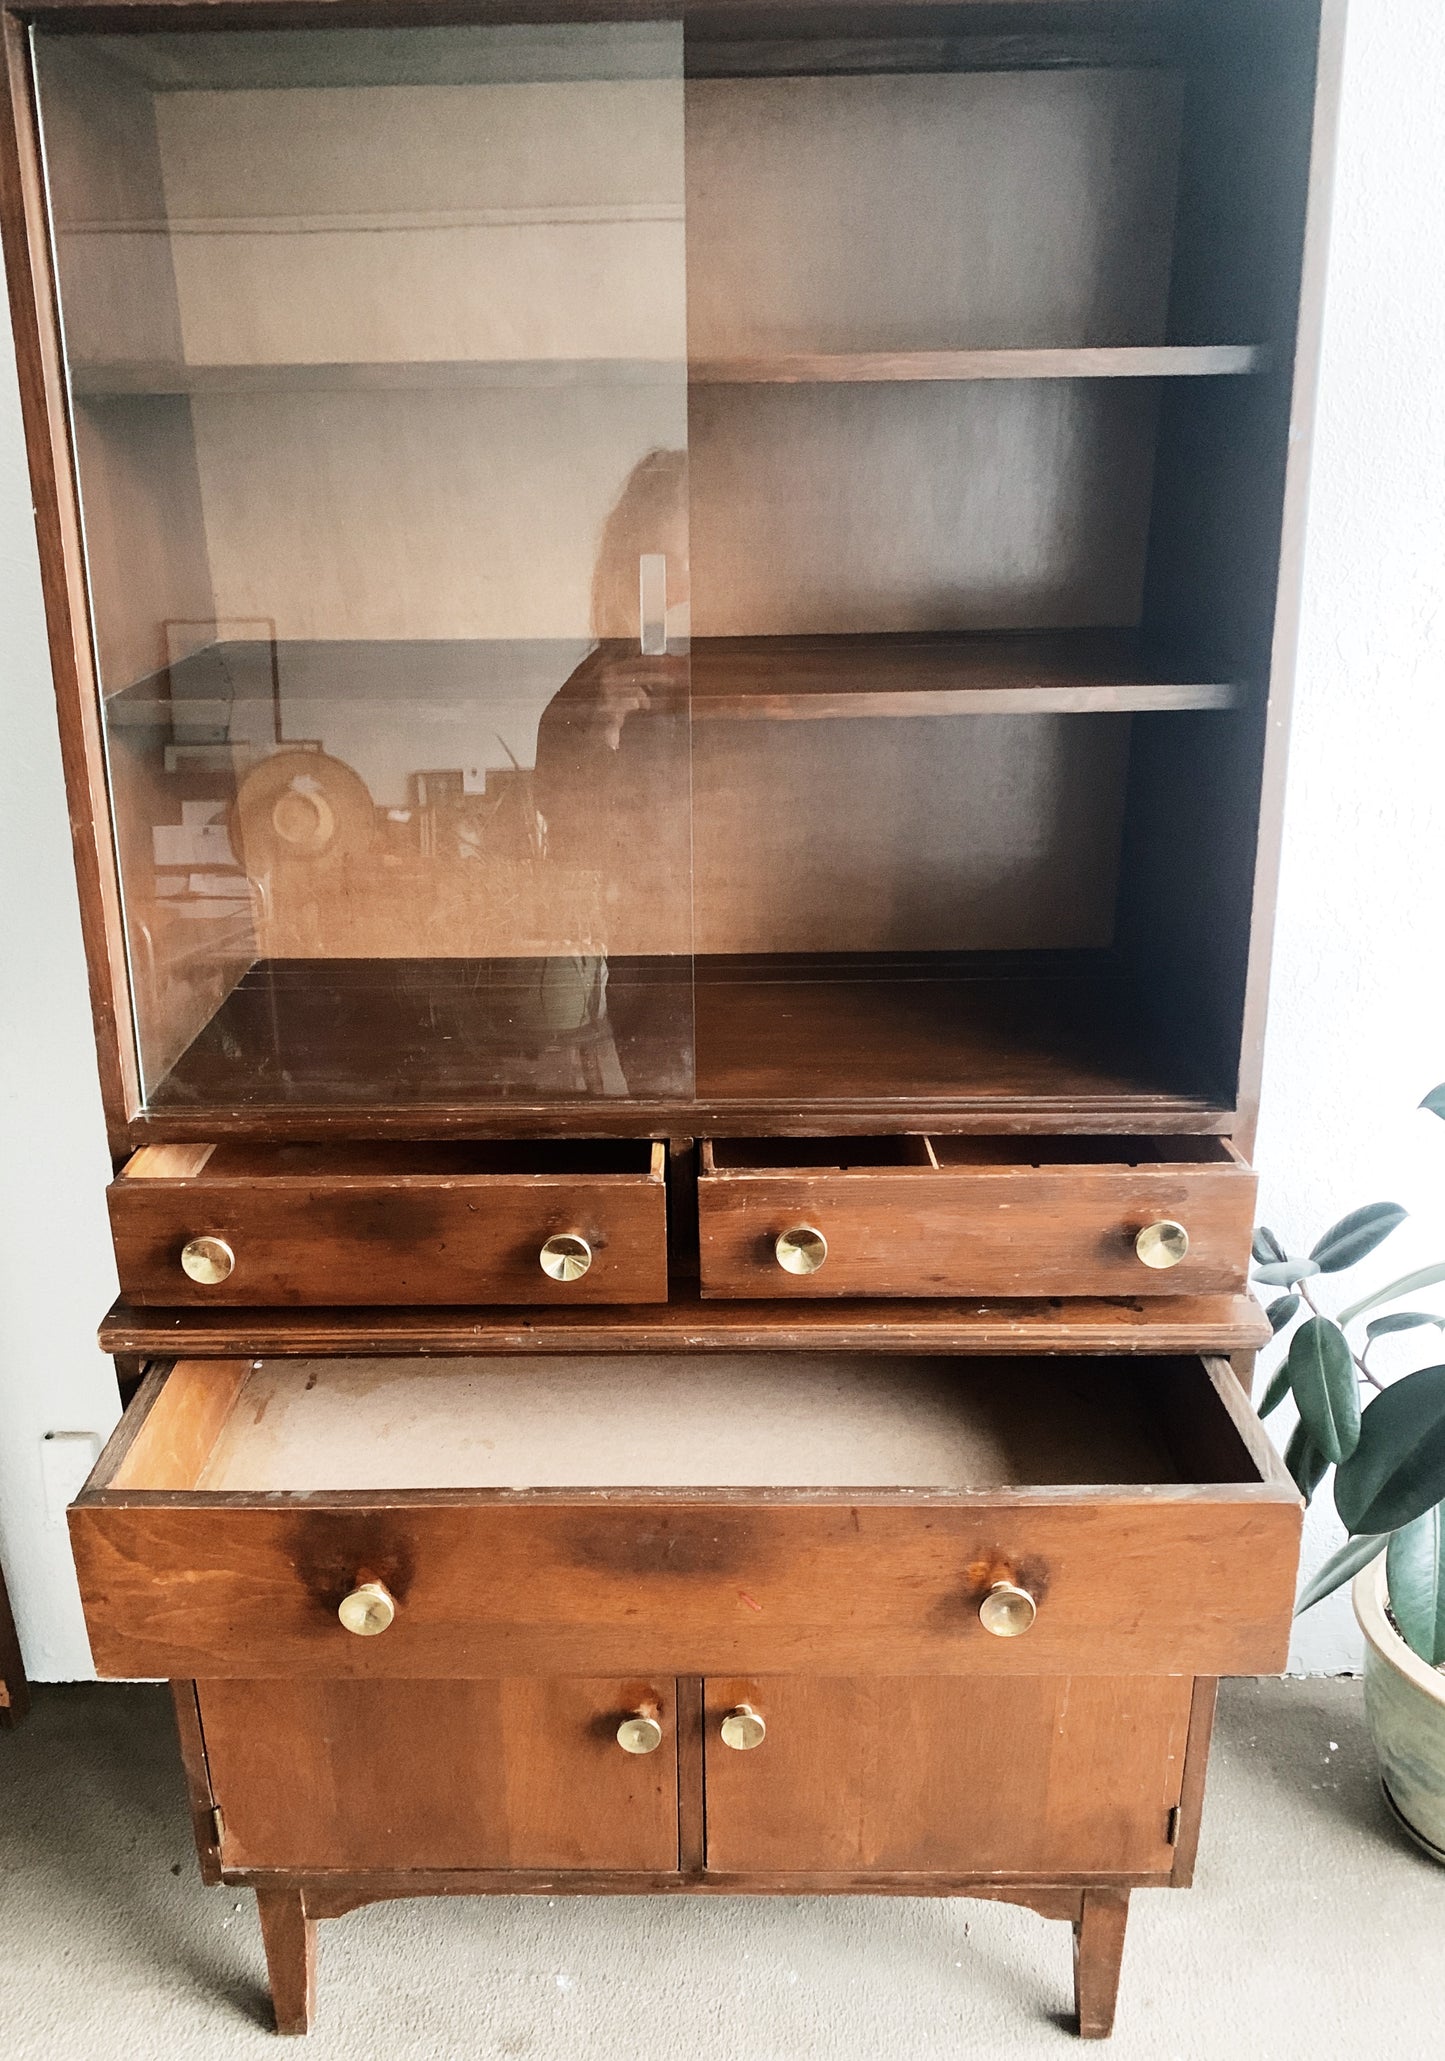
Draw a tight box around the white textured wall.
[1255,0,1445,1671]
[2,0,1443,1675]
[0,320,121,1681]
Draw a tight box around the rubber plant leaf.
[1364,1312,1445,1341]
[1253,1226,1287,1264]
[1285,1420,1329,1500]
[1386,1502,1445,1667]
[1309,1203,1407,1274]
[1253,1258,1321,1287]
[1287,1317,1361,1465]
[1258,1361,1294,1419]
[1296,1532,1388,1615]
[1335,1364,1445,1535]
[1337,1263,1445,1329]
[1267,1294,1301,1335]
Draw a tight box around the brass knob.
[616,1712,664,1756]
[540,1232,592,1282]
[979,1580,1037,1638]
[1135,1220,1190,1270]
[180,1235,235,1285]
[719,1704,767,1751]
[774,1225,827,1276]
[338,1579,396,1637]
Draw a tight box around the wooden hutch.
[0,0,1342,2038]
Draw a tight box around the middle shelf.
[68,343,1265,399]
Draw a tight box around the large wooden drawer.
[698,1135,1256,1298]
[107,1140,668,1305]
[71,1350,1299,1681]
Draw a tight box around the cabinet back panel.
[692,713,1128,952]
[685,70,1183,355]
[689,380,1159,636]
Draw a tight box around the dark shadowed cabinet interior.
[0,0,1341,2039]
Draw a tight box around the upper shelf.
[69,344,1265,399]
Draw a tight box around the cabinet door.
[33,23,694,1115]
[702,1675,1192,1876]
[198,1677,679,1872]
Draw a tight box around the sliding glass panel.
[35,22,693,1109]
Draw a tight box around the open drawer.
[71,1351,1299,1681]
[107,1140,668,1305]
[697,1135,1256,1298]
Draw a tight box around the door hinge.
[1165,1805,1182,1846]
[210,1806,226,1850]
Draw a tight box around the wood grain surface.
[701,1674,1192,1874]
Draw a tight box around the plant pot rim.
[1353,1554,1445,1704]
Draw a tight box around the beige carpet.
[3,1677,1442,2058]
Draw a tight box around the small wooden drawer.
[107,1140,668,1306]
[697,1135,1256,1298]
[71,1350,1298,1682]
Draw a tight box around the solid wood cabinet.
[0,0,1343,2041]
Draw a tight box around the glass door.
[35,21,693,1110]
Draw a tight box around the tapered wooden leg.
[256,1884,317,2036]
[1073,1888,1130,2039]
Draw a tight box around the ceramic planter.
[1354,1555,1445,1863]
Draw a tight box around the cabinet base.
[239,1869,1135,2040]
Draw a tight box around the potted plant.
[1254,1082,1445,1859]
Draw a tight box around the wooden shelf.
[691,632,1241,718]
[690,346,1265,384]
[105,633,1240,721]
[142,952,1228,1131]
[70,358,684,398]
[70,345,1263,400]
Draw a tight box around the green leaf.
[1257,1361,1294,1419]
[1338,1263,1445,1329]
[1287,1317,1361,1465]
[1386,1504,1445,1666]
[1253,1226,1286,1264]
[1254,1257,1322,1287]
[1420,1084,1445,1121]
[1310,1202,1408,1273]
[1335,1364,1445,1534]
[1285,1420,1329,1499]
[1365,1312,1445,1341]
[1267,1293,1301,1335]
[1296,1532,1387,1614]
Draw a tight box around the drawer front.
[698,1138,1255,1298]
[199,1676,679,1872]
[71,1352,1299,1682]
[108,1142,668,1305]
[702,1674,1193,1876]
[72,1488,1298,1684]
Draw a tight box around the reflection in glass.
[35,23,692,1106]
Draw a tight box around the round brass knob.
[774,1225,828,1276]
[616,1712,664,1756]
[1135,1220,1190,1270]
[180,1235,235,1286]
[979,1580,1037,1638]
[719,1703,767,1751]
[338,1579,396,1637]
[540,1232,592,1282]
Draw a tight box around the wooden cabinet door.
[702,1675,1192,1876]
[198,1677,679,1872]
